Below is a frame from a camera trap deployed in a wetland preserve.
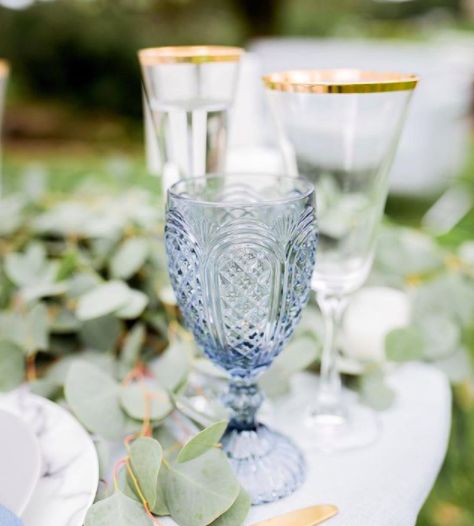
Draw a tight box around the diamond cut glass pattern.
[165,174,317,504]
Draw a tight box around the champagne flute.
[138,46,243,197]
[0,60,9,197]
[264,69,418,451]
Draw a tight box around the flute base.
[304,401,380,453]
[222,424,305,505]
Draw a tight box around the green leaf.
[24,303,49,354]
[360,369,395,411]
[0,304,50,354]
[151,341,191,392]
[49,308,81,334]
[375,227,443,277]
[209,488,251,526]
[413,275,474,328]
[116,289,149,319]
[76,281,131,321]
[21,282,68,303]
[128,437,163,509]
[121,323,145,369]
[417,315,460,360]
[164,448,240,526]
[85,491,150,526]
[0,340,25,392]
[120,383,173,421]
[79,315,122,352]
[385,326,424,362]
[435,347,472,383]
[151,464,170,516]
[110,238,149,280]
[66,273,101,298]
[65,361,126,440]
[5,244,58,287]
[177,420,228,463]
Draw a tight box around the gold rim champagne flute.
[138,46,243,196]
[0,60,9,197]
[264,69,418,451]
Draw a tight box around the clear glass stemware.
[165,173,317,503]
[138,46,243,194]
[0,60,9,197]
[264,70,418,451]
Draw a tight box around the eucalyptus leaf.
[151,341,192,392]
[65,361,126,440]
[360,369,395,411]
[120,383,173,421]
[50,308,81,334]
[21,282,68,303]
[121,323,145,369]
[0,303,49,355]
[128,437,163,509]
[116,289,149,319]
[77,281,131,321]
[29,378,62,399]
[66,273,101,298]
[413,275,474,328]
[385,326,424,362]
[435,347,472,383]
[5,244,58,288]
[177,420,228,463]
[164,448,240,526]
[0,340,25,392]
[417,314,460,360]
[25,303,49,354]
[209,488,251,526]
[85,491,151,526]
[152,467,170,516]
[0,312,25,350]
[110,238,149,280]
[79,315,121,352]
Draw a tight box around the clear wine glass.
[0,59,9,197]
[138,46,243,195]
[165,173,317,503]
[264,70,418,451]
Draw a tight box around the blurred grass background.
[1,1,474,524]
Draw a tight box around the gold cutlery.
[251,504,338,526]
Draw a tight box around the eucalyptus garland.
[0,172,473,526]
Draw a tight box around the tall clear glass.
[138,46,243,196]
[0,60,9,197]
[165,173,317,503]
[264,70,418,451]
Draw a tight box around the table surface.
[161,363,452,526]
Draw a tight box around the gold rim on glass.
[262,69,419,94]
[138,45,244,65]
[0,59,9,77]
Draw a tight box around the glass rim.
[262,69,419,94]
[167,173,315,208]
[138,45,244,65]
[0,60,9,77]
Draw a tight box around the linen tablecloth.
[161,363,451,526]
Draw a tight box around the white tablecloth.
[162,363,451,526]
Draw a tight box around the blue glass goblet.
[165,173,317,504]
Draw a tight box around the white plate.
[0,389,99,526]
[0,409,41,515]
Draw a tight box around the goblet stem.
[225,376,263,431]
[312,291,348,423]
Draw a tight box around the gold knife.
[251,505,338,526]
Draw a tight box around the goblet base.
[304,401,380,452]
[221,424,305,505]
